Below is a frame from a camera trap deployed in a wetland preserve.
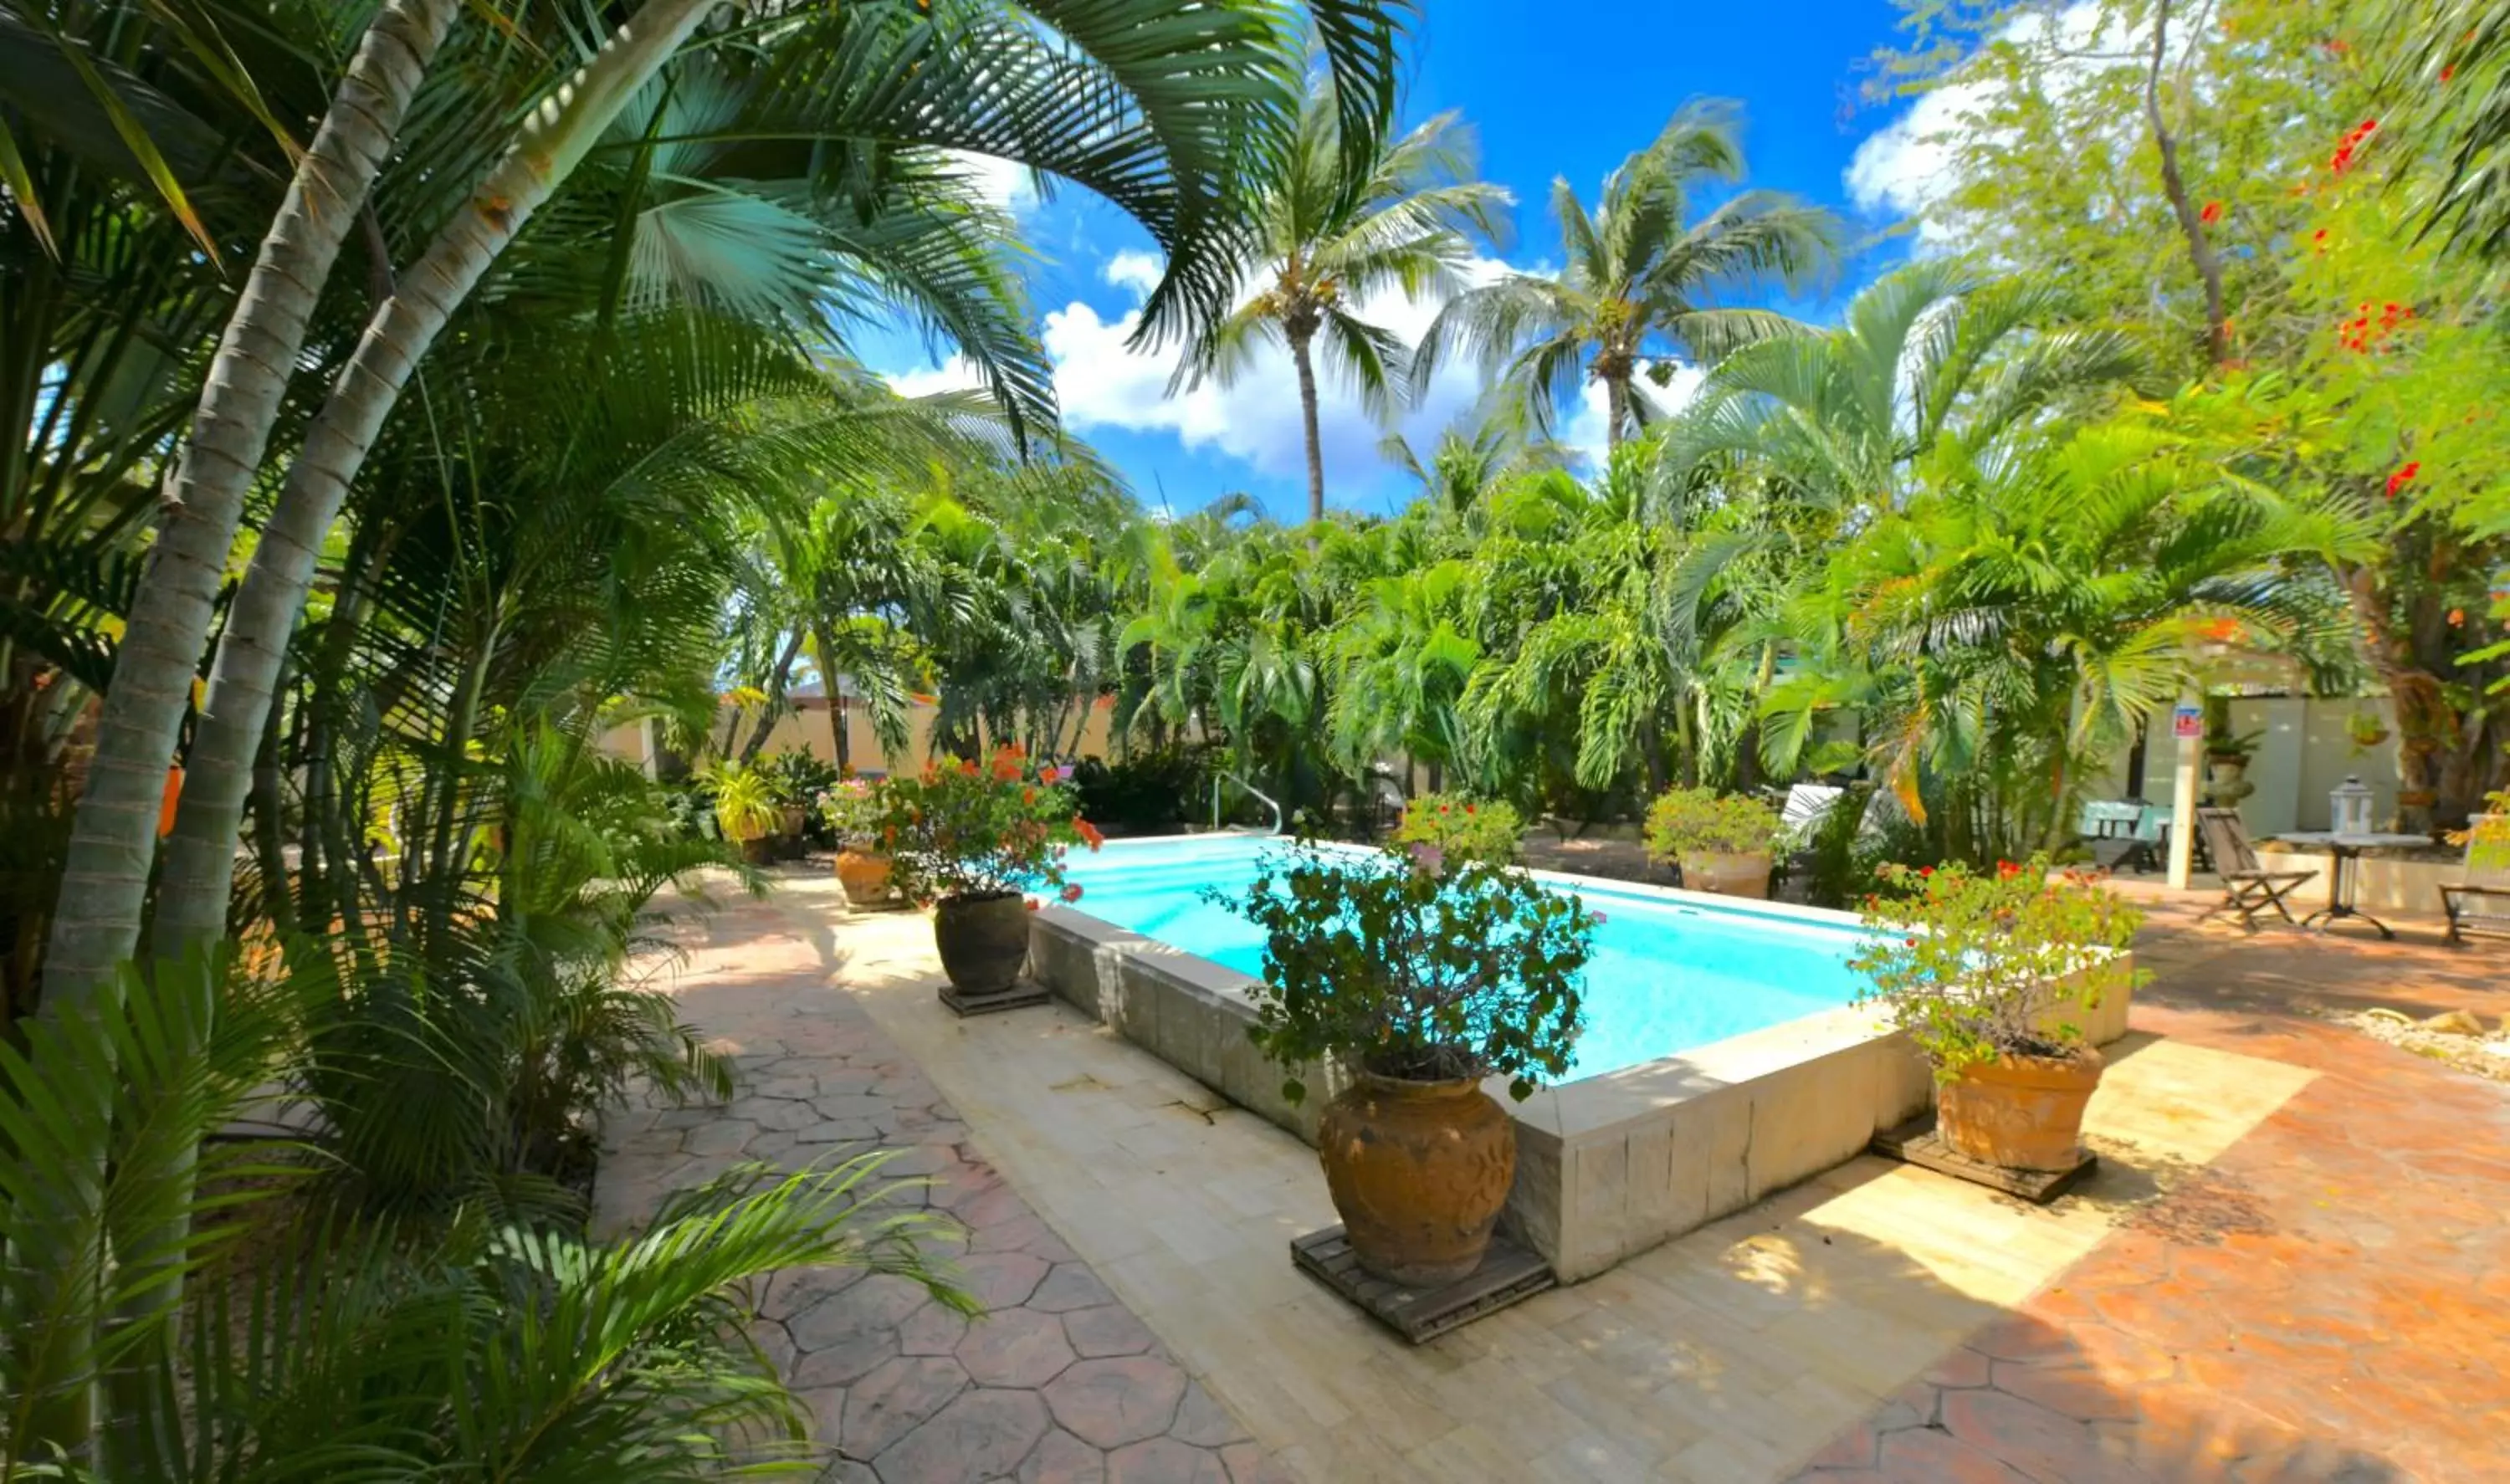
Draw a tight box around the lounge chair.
[2078,799,2161,873]
[2195,807,2315,930]
[2441,816,2510,947]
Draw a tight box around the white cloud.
[1845,3,2126,248]
[1101,250,1164,300]
[945,151,1034,216]
[882,356,986,399]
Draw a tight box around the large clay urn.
[834,849,894,907]
[1937,1047,2104,1171]
[1315,1071,1515,1287]
[931,891,1031,997]
[1679,849,1773,899]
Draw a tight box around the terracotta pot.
[737,835,776,866]
[1679,849,1772,898]
[932,891,1030,996]
[1315,1071,1515,1287]
[834,849,894,907]
[1937,1046,2104,1172]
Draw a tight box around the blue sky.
[868,0,1938,521]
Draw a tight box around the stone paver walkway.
[611,863,2510,1482]
[1790,890,2510,1481]
[596,886,1275,1483]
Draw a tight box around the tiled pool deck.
[603,867,2510,1481]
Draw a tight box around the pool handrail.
[1211,769,1284,836]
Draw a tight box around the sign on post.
[2172,704,2203,740]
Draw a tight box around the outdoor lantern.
[2332,775,2376,836]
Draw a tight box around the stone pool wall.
[1028,900,2134,1283]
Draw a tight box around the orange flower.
[1076,819,1106,850]
[1022,785,1038,805]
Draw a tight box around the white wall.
[2073,695,2402,832]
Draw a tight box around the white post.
[2167,693,2202,888]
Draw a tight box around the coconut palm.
[1414,101,1837,452]
[1186,83,1510,523]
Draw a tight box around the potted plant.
[876,746,1102,1000]
[706,761,782,865]
[822,777,894,907]
[1642,786,1781,898]
[1850,857,2144,1172]
[1220,843,1596,1287]
[1391,793,1524,863]
[2346,709,2391,753]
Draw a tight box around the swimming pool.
[1030,832,2134,1280]
[1053,834,1875,1080]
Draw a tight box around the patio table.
[2262,831,2436,940]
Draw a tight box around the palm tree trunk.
[39,0,457,1011]
[150,0,720,965]
[815,625,851,773]
[1605,373,1633,451]
[740,629,809,765]
[1290,329,1327,525]
[18,5,458,1467]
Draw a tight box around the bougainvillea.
[873,745,1101,902]
[1849,857,2145,1080]
[1391,793,1524,863]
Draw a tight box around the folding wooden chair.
[2441,816,2510,948]
[2195,807,2315,930]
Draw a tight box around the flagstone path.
[595,888,1279,1484]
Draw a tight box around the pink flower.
[1060,883,1084,903]
[1591,910,1610,926]
[1406,841,1447,877]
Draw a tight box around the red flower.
[1463,803,1477,815]
[1024,897,1040,911]
[1917,866,1934,878]
[1904,936,1920,948]
[2385,462,2421,497]
[2443,64,2457,83]
[2199,199,2223,224]
[1076,819,1106,850]
[2447,607,2466,627]
[1060,883,1084,903]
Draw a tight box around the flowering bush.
[1391,793,1523,864]
[818,777,882,850]
[1216,844,1595,1103]
[1848,857,2144,1081]
[1642,786,1780,860]
[873,745,1102,903]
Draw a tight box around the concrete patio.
[599,867,2510,1481]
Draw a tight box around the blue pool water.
[1054,835,1875,1081]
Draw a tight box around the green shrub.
[1392,793,1524,863]
[1642,786,1780,861]
[1848,856,2144,1080]
[1069,745,1216,832]
[1216,844,1596,1103]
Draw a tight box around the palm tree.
[1660,259,2144,512]
[1415,101,1837,451]
[1186,83,1509,523]
[38,0,1411,1025]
